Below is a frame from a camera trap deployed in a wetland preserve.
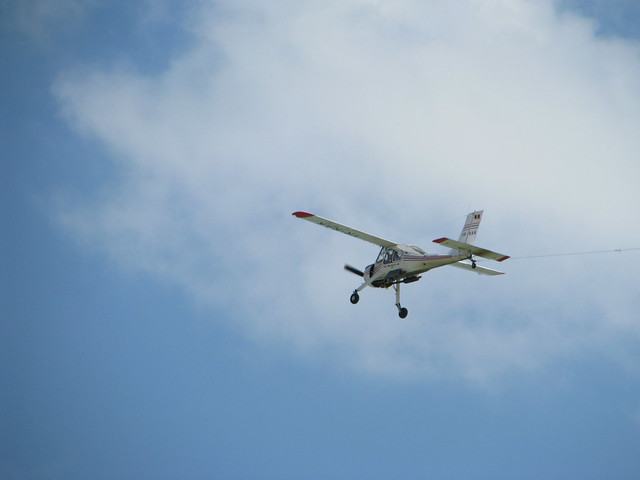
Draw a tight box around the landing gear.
[393,283,408,319]
[349,283,409,318]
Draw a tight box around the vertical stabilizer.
[457,210,483,245]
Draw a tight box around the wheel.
[350,292,360,304]
[398,307,408,319]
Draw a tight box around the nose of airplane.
[364,264,374,279]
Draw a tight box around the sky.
[3,0,640,478]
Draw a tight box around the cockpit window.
[376,247,403,264]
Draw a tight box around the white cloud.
[54,0,640,387]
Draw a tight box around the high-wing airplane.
[292,210,509,318]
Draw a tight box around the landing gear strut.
[393,283,408,318]
[349,283,408,319]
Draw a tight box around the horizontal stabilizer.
[433,237,510,262]
[449,261,505,276]
[293,211,397,248]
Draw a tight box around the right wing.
[292,212,397,248]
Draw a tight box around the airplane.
[292,210,509,318]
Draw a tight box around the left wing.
[433,237,510,262]
[293,212,397,248]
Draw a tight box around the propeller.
[344,264,364,277]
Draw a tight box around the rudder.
[457,210,483,245]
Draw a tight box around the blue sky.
[3,0,640,478]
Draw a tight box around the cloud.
[53,0,640,387]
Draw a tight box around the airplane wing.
[449,260,505,275]
[293,211,397,248]
[433,237,510,262]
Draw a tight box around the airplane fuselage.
[364,245,467,288]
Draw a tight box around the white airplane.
[292,210,509,318]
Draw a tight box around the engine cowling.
[364,264,374,281]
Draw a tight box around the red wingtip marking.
[293,211,314,218]
[497,256,510,262]
[433,237,448,244]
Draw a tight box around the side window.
[377,248,403,264]
[383,249,402,264]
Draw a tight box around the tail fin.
[457,210,483,245]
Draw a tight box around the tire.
[398,307,408,319]
[350,293,360,304]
